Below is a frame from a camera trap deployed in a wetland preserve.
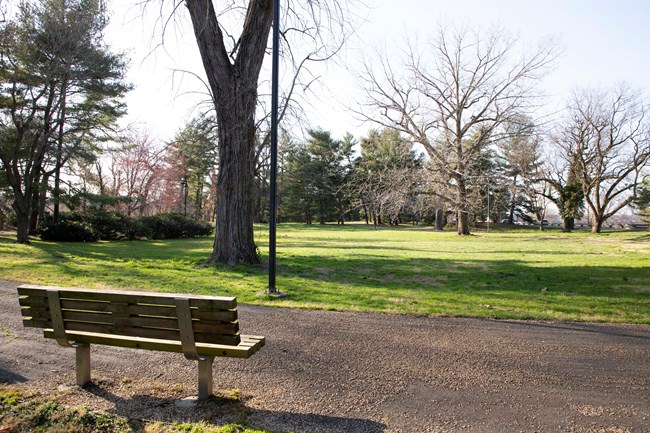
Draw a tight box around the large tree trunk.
[186,0,273,265]
[456,177,471,235]
[591,218,603,234]
[434,207,444,230]
[210,108,259,264]
[561,216,574,233]
[12,198,30,244]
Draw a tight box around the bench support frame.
[198,357,215,399]
[76,344,91,386]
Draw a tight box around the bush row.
[39,211,213,242]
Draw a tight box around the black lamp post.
[268,0,280,294]
[181,176,188,216]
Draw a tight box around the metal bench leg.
[197,357,214,400]
[76,344,91,386]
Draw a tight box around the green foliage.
[354,128,423,225]
[138,213,213,240]
[0,0,130,242]
[545,153,585,232]
[169,115,218,219]
[634,177,650,222]
[39,213,100,242]
[0,388,22,407]
[281,129,355,224]
[0,389,134,432]
[39,211,212,242]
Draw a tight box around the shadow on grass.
[7,232,649,321]
[85,385,387,433]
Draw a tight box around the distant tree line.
[1,3,649,246]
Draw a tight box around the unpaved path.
[1,280,649,432]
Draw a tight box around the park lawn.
[0,224,648,324]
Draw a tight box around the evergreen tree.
[354,128,421,226]
[543,152,585,232]
[499,116,544,224]
[169,115,218,220]
[0,0,129,243]
[280,129,355,224]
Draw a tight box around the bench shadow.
[84,384,386,433]
[0,367,28,384]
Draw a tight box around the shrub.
[85,211,134,240]
[40,214,99,242]
[39,211,212,242]
[138,213,213,239]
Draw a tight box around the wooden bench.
[17,284,265,400]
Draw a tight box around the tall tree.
[281,140,315,223]
[542,150,585,232]
[180,0,358,265]
[0,0,129,243]
[281,129,353,224]
[633,177,650,222]
[354,128,421,226]
[358,24,558,234]
[499,116,543,224]
[169,115,218,219]
[555,85,650,233]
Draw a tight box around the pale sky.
[104,0,650,141]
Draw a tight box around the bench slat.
[18,285,237,310]
[20,300,238,322]
[24,317,242,345]
[42,329,264,359]
[22,307,240,337]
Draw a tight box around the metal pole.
[268,0,280,294]
[486,181,490,233]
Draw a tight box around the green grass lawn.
[1,224,649,323]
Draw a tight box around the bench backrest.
[18,284,241,346]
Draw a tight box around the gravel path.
[1,279,649,432]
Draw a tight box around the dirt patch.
[449,261,490,271]
[405,275,448,288]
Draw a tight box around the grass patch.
[0,386,282,433]
[0,224,648,323]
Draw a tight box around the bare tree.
[554,85,650,233]
[149,0,361,264]
[521,180,550,231]
[357,24,558,235]
[106,130,167,217]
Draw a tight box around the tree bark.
[434,207,444,231]
[591,218,603,234]
[13,200,30,244]
[456,177,471,235]
[561,216,574,233]
[186,0,274,265]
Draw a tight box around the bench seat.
[17,284,265,399]
[42,329,265,358]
